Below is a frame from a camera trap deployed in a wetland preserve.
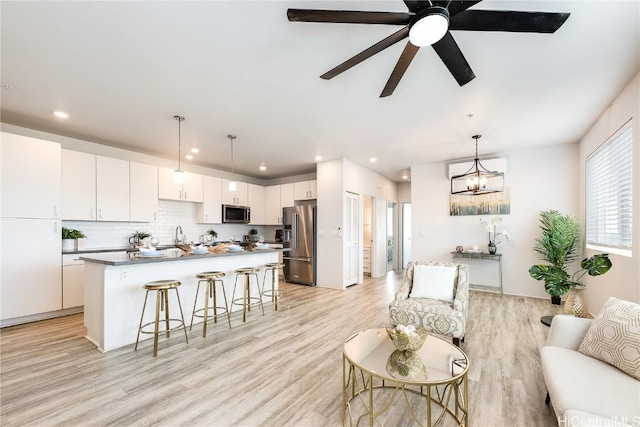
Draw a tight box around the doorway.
[344,192,359,286]
[402,203,412,269]
[387,202,396,271]
[363,196,373,276]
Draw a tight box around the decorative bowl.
[191,247,208,255]
[386,326,428,352]
[386,350,428,380]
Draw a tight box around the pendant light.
[450,135,504,195]
[173,115,185,183]
[227,134,237,191]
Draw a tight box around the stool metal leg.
[189,280,204,331]
[255,273,265,315]
[173,288,189,344]
[218,280,232,328]
[135,290,150,351]
[154,289,162,357]
[243,274,249,322]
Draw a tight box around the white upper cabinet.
[1,132,61,219]
[221,179,248,206]
[265,185,281,225]
[281,183,294,207]
[62,149,97,220]
[248,184,265,225]
[294,180,317,200]
[96,156,129,221]
[158,167,203,202]
[197,175,222,224]
[130,162,158,222]
[183,172,204,202]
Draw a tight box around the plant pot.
[563,285,589,317]
[62,239,76,251]
[551,295,561,305]
[488,243,497,254]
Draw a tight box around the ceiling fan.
[287,1,570,97]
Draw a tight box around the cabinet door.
[280,183,294,208]
[1,133,61,219]
[294,180,317,200]
[130,162,158,222]
[197,176,222,223]
[307,180,317,199]
[221,180,248,205]
[182,172,204,202]
[62,254,85,309]
[158,167,183,201]
[1,218,62,320]
[248,184,265,225]
[265,185,281,225]
[62,150,96,220]
[96,156,129,221]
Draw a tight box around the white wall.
[411,142,579,298]
[578,72,640,311]
[398,182,411,203]
[317,158,398,289]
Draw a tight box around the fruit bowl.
[386,326,428,352]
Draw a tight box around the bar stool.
[231,267,264,322]
[261,262,287,311]
[190,271,231,337]
[135,279,189,357]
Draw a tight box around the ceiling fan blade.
[380,42,420,98]
[321,27,409,80]
[450,10,570,33]
[402,1,429,13]
[431,32,475,86]
[287,9,410,25]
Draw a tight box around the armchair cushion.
[389,261,469,341]
[409,264,457,302]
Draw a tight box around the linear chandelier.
[450,135,504,195]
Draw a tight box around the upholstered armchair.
[389,261,469,346]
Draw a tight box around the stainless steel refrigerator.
[282,205,316,286]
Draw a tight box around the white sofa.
[540,315,640,426]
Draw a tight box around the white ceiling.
[1,1,639,182]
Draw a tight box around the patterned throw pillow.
[578,297,640,380]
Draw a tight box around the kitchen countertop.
[64,241,283,255]
[80,247,289,266]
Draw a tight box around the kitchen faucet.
[175,226,183,244]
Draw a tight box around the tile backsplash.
[63,200,279,249]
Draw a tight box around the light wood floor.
[0,271,562,426]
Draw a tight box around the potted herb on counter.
[130,231,151,247]
[62,227,86,251]
[249,228,259,242]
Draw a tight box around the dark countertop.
[80,247,288,266]
[64,241,282,255]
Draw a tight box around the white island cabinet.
[82,249,284,352]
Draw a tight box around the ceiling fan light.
[409,6,449,47]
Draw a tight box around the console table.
[450,252,503,295]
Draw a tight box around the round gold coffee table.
[342,328,469,427]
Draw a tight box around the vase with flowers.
[480,217,511,254]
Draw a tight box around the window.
[586,122,633,256]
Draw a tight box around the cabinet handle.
[184,191,187,200]
[154,212,157,221]
[54,222,58,233]
[90,208,94,219]
[205,214,208,222]
[54,205,58,217]
[99,208,102,219]
[179,190,182,199]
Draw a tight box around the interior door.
[344,192,359,286]
[402,203,412,269]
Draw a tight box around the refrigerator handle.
[292,212,298,250]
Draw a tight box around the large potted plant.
[62,227,86,251]
[529,210,612,316]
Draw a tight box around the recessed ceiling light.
[190,148,199,154]
[259,164,267,171]
[53,111,69,119]
[314,155,323,161]
[401,171,409,180]
[369,157,377,163]
[185,154,193,160]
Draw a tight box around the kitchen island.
[81,247,287,352]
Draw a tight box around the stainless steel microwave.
[222,204,250,223]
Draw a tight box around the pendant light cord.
[174,115,185,171]
[228,134,237,179]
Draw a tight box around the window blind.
[586,124,633,255]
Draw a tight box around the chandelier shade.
[450,135,504,195]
